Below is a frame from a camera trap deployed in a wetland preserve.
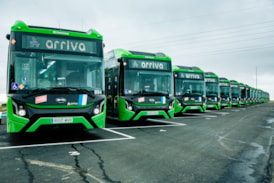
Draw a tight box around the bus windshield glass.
[220,86,230,97]
[124,68,173,96]
[231,86,240,97]
[206,82,219,96]
[10,52,104,94]
[175,79,204,96]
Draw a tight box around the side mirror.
[6,34,10,40]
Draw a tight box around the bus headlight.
[127,106,133,111]
[125,101,133,111]
[93,100,105,115]
[18,109,26,116]
[93,108,100,115]
[12,101,27,117]
[169,100,175,109]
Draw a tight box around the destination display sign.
[230,84,239,88]
[219,83,230,86]
[178,73,204,80]
[22,34,96,54]
[127,59,171,71]
[205,78,217,83]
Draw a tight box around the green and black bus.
[219,77,232,108]
[6,20,106,133]
[104,49,174,121]
[240,83,248,105]
[230,80,241,107]
[205,72,221,110]
[173,65,206,113]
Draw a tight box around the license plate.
[146,111,159,115]
[190,106,198,109]
[52,117,73,124]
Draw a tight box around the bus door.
[106,67,119,116]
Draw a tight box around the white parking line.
[206,110,230,116]
[108,119,186,130]
[174,114,217,119]
[0,128,135,150]
[0,119,185,150]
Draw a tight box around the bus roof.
[230,80,240,84]
[219,77,230,83]
[172,65,204,73]
[10,20,102,40]
[109,48,171,61]
[204,72,218,78]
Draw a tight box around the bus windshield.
[175,79,205,96]
[220,86,230,97]
[231,86,240,97]
[10,51,104,94]
[124,70,173,96]
[206,82,219,96]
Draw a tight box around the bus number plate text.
[52,117,73,124]
[146,111,159,115]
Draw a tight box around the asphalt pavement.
[0,102,274,183]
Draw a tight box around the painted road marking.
[206,110,230,116]
[0,128,135,150]
[0,119,185,150]
[174,114,217,119]
[108,119,186,130]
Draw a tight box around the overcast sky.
[0,0,274,99]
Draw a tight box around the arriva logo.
[141,61,164,70]
[46,40,86,52]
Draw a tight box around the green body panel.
[7,97,106,133]
[182,105,206,113]
[91,98,107,128]
[11,20,102,40]
[174,98,183,113]
[26,116,93,132]
[174,98,206,113]
[117,97,174,121]
[132,110,169,120]
[7,98,29,133]
[206,104,221,110]
[118,98,136,121]
[221,103,232,108]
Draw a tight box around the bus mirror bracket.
[6,34,10,40]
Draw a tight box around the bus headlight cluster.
[127,105,133,111]
[125,101,133,111]
[93,107,100,115]
[169,100,175,110]
[18,108,27,116]
[93,100,104,115]
[12,101,27,117]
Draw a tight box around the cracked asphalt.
[0,102,274,183]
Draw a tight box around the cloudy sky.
[0,0,274,99]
